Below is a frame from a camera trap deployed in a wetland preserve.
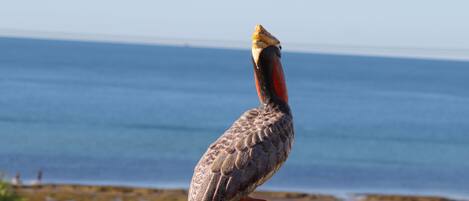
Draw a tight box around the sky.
[1,0,469,59]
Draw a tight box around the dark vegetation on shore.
[2,184,460,201]
[0,181,24,201]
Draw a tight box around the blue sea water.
[0,37,469,198]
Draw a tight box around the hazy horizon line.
[2,28,469,62]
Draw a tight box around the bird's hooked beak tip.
[252,24,280,49]
[251,24,281,68]
[253,24,266,36]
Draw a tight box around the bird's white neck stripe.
[251,47,262,69]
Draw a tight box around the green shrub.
[0,178,25,201]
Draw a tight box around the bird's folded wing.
[197,113,293,201]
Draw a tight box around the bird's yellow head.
[251,25,281,67]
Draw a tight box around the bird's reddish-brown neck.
[253,46,288,106]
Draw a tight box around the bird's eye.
[279,45,282,50]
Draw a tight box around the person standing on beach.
[32,169,43,186]
[11,172,22,186]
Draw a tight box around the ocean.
[0,37,468,198]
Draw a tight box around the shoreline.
[12,183,467,201]
[14,179,469,200]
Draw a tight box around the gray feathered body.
[189,103,294,201]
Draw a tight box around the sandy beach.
[12,184,462,201]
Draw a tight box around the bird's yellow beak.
[251,25,281,67]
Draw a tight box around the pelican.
[189,25,294,201]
